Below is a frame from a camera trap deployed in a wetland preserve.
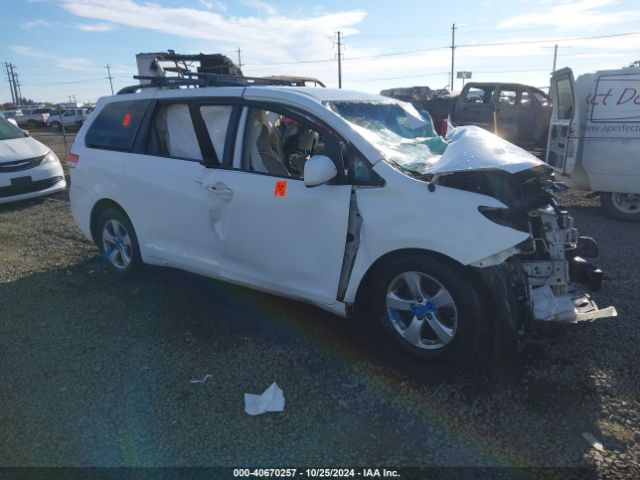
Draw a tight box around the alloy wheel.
[385,271,458,350]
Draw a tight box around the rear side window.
[85,100,149,151]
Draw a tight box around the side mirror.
[303,155,337,187]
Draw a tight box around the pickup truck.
[46,108,89,130]
[450,82,552,149]
[15,108,50,128]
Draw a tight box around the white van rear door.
[546,68,576,175]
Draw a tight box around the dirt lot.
[0,131,639,477]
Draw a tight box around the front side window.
[147,104,202,161]
[243,108,337,179]
[327,100,447,175]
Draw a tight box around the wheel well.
[353,248,466,309]
[90,199,127,242]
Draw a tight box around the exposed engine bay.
[432,163,617,335]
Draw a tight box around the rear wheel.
[96,208,141,275]
[368,254,483,360]
[601,192,640,222]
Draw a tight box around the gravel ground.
[0,132,639,477]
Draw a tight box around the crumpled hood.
[428,125,545,175]
[0,136,49,163]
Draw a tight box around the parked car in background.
[450,82,552,149]
[0,115,66,204]
[1,109,23,120]
[46,108,90,130]
[15,107,51,129]
[546,67,640,222]
[68,83,615,361]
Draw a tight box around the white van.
[68,82,616,361]
[547,67,640,221]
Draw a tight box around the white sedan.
[0,116,66,204]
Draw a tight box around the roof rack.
[116,50,326,95]
[117,73,303,95]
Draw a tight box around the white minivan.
[68,83,616,360]
[547,67,640,221]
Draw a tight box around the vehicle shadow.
[0,255,612,471]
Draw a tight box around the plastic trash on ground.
[244,382,285,416]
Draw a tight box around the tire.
[50,121,61,131]
[95,208,141,275]
[601,192,640,222]
[26,120,38,129]
[367,253,483,360]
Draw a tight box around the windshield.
[326,100,448,174]
[0,116,27,140]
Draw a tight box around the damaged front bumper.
[475,205,616,345]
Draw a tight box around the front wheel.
[96,208,141,275]
[369,254,483,360]
[601,192,640,222]
[50,121,61,131]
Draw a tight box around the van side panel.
[577,70,640,194]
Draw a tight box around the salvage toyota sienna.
[68,84,617,360]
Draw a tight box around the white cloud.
[498,0,640,30]
[10,45,99,71]
[59,0,365,68]
[240,0,278,15]
[76,22,117,32]
[198,0,226,11]
[22,19,57,29]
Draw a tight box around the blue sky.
[2,0,640,103]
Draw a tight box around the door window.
[242,108,341,179]
[464,86,494,104]
[498,89,517,106]
[200,105,232,162]
[556,78,573,119]
[147,104,203,161]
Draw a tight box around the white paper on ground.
[190,374,213,384]
[244,382,285,416]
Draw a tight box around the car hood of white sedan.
[0,136,49,163]
[428,125,545,176]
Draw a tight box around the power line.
[19,77,110,86]
[243,30,640,67]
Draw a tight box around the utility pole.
[335,31,343,89]
[450,23,456,91]
[236,48,243,69]
[106,64,114,95]
[4,62,15,106]
[14,71,22,104]
[9,63,19,107]
[552,44,558,72]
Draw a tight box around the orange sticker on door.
[274,180,287,197]
[122,112,132,127]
